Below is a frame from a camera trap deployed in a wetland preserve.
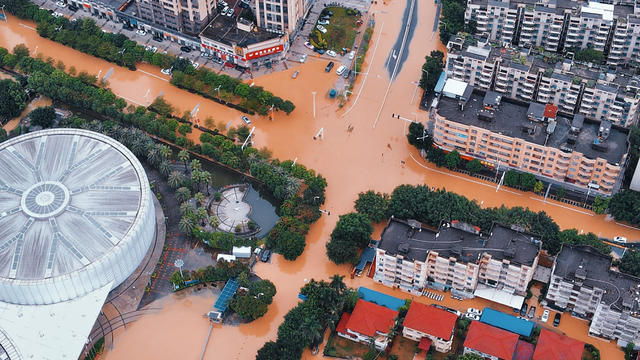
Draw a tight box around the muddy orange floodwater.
[0,1,632,358]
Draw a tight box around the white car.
[336,65,346,76]
[227,8,234,17]
[190,61,199,70]
[136,29,147,36]
[348,50,355,60]
[145,45,153,51]
[318,19,330,25]
[52,12,64,18]
[613,236,628,244]
[467,308,481,315]
[151,46,158,53]
[55,1,66,8]
[219,0,228,6]
[326,50,337,57]
[241,116,251,125]
[304,41,314,50]
[464,313,480,321]
[541,309,550,323]
[161,67,172,75]
[316,25,327,34]
[299,54,307,63]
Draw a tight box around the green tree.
[178,149,190,170]
[533,181,544,194]
[419,50,445,91]
[150,96,174,116]
[275,231,306,260]
[457,354,484,360]
[29,106,56,128]
[466,159,483,174]
[167,171,184,189]
[175,187,192,204]
[178,123,192,136]
[178,215,196,235]
[619,251,640,277]
[592,195,610,215]
[444,150,461,169]
[574,48,605,64]
[326,212,374,264]
[519,173,537,191]
[12,43,30,59]
[609,190,640,226]
[0,79,27,121]
[624,342,636,360]
[354,190,390,222]
[249,280,277,304]
[504,170,521,187]
[407,121,432,150]
[230,294,268,320]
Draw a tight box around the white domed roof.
[0,129,155,305]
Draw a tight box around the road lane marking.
[409,153,523,196]
[528,196,594,216]
[137,69,169,82]
[19,23,37,30]
[616,222,639,230]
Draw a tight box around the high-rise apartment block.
[254,0,310,34]
[135,0,217,35]
[445,37,640,126]
[465,0,640,66]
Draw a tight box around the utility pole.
[312,91,316,119]
[1,6,8,22]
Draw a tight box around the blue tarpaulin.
[480,307,534,336]
[434,72,447,94]
[357,287,405,311]
[355,246,376,272]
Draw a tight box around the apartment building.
[433,82,629,194]
[135,0,217,34]
[545,244,640,347]
[445,38,640,126]
[374,218,541,308]
[465,0,639,63]
[254,0,310,34]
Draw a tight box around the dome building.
[0,129,156,359]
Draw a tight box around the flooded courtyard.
[0,0,637,357]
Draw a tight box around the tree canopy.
[419,50,444,91]
[29,106,56,128]
[354,190,390,223]
[326,212,373,264]
[0,79,27,121]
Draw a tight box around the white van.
[336,65,347,76]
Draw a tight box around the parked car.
[314,48,325,55]
[52,12,64,18]
[342,69,351,78]
[219,0,228,6]
[316,25,327,33]
[527,306,536,318]
[67,4,78,11]
[553,313,561,327]
[161,67,172,75]
[226,8,234,17]
[613,236,627,244]
[261,249,271,262]
[145,45,153,51]
[464,313,480,321]
[326,50,337,57]
[348,50,356,60]
[190,61,199,70]
[336,65,347,76]
[299,54,307,63]
[541,310,550,323]
[241,115,251,125]
[318,19,330,25]
[304,41,314,50]
[180,46,192,52]
[467,308,481,315]
[291,70,299,79]
[55,1,66,8]
[325,61,335,72]
[152,46,158,53]
[520,303,528,317]
[239,1,249,8]
[136,29,147,36]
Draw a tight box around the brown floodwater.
[2,95,52,131]
[0,4,630,358]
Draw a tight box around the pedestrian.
[381,152,384,157]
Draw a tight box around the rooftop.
[480,308,535,336]
[532,329,584,360]
[200,15,280,48]
[553,244,640,312]
[378,219,541,266]
[402,302,458,340]
[464,321,519,359]
[514,340,535,360]
[357,287,405,311]
[344,299,398,337]
[436,91,629,165]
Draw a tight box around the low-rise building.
[545,244,640,346]
[401,302,458,353]
[336,299,398,351]
[199,15,288,68]
[532,329,584,360]
[374,218,540,308]
[463,321,519,360]
[433,80,630,195]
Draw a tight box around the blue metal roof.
[480,308,534,336]
[357,287,405,311]
[355,246,376,272]
[214,278,239,312]
[434,72,447,93]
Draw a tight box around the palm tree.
[178,149,190,171]
[189,159,202,173]
[300,317,324,347]
[179,201,193,217]
[168,171,184,189]
[199,170,212,195]
[178,216,196,236]
[159,160,171,177]
[159,145,172,161]
[194,192,205,206]
[209,216,220,229]
[147,146,161,167]
[175,187,192,204]
[330,274,346,293]
[196,207,208,224]
[191,170,201,192]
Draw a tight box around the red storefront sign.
[83,3,91,8]
[245,45,283,60]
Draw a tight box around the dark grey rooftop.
[200,14,280,47]
[436,92,628,165]
[378,219,540,266]
[553,244,640,312]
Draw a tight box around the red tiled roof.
[532,329,584,360]
[345,299,398,337]
[336,313,350,334]
[403,302,457,340]
[514,340,535,360]
[464,321,519,360]
[544,104,558,118]
[418,337,432,351]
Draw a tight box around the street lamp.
[174,259,184,279]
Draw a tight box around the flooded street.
[0,0,633,357]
